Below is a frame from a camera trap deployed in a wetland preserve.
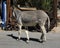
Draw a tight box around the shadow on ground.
[7,34,43,43]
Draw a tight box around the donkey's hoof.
[16,39,19,41]
[16,38,20,41]
[26,40,29,43]
[40,39,46,43]
[43,39,46,42]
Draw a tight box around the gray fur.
[13,7,50,42]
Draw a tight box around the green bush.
[40,0,53,12]
[17,0,53,11]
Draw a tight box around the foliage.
[17,0,53,11]
[40,0,53,11]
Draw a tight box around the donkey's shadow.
[7,34,43,43]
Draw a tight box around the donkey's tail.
[47,16,50,29]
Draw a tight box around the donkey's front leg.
[25,30,29,43]
[40,25,46,42]
[17,25,22,40]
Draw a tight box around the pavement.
[0,8,60,48]
[0,6,60,48]
[0,20,60,48]
[0,30,60,48]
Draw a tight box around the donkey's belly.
[22,21,37,26]
[22,17,38,26]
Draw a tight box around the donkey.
[13,7,50,42]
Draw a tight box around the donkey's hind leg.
[40,25,46,42]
